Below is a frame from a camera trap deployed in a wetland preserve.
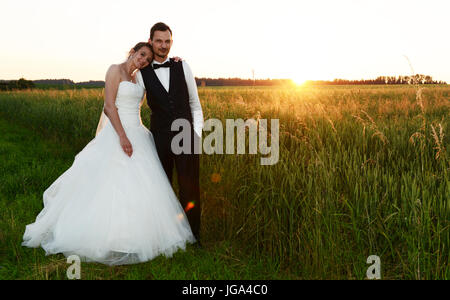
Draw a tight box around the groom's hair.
[150,22,172,40]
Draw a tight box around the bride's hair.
[128,42,152,59]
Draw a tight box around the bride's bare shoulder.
[105,64,121,81]
[106,64,121,74]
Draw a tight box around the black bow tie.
[153,61,172,70]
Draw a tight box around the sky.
[1,0,449,83]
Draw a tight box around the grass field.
[0,85,448,279]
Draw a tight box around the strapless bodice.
[115,80,145,127]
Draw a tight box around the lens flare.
[211,173,221,183]
[185,201,195,212]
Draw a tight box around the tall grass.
[0,84,448,279]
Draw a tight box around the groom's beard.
[155,53,168,60]
[154,50,169,60]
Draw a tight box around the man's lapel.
[168,59,176,95]
[142,65,169,96]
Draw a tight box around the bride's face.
[131,46,153,69]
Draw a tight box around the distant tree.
[18,78,35,89]
[0,78,35,90]
[302,74,446,86]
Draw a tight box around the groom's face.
[149,30,173,60]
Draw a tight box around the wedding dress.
[22,70,196,266]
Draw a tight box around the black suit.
[140,59,201,239]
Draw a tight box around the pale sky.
[1,0,449,83]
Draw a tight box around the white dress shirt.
[152,58,204,137]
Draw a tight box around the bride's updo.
[128,42,152,59]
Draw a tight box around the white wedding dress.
[22,70,196,266]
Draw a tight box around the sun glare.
[293,76,308,86]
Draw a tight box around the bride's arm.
[103,65,133,157]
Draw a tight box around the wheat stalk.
[353,110,389,145]
[430,123,445,160]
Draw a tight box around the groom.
[140,22,204,245]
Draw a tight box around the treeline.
[33,79,75,85]
[34,79,105,87]
[195,74,446,86]
[0,78,35,91]
[1,77,295,89]
[304,74,447,86]
[33,79,105,89]
[0,78,106,90]
[1,74,446,91]
[195,77,293,86]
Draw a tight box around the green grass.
[0,118,290,280]
[0,85,449,279]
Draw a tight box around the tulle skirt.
[22,119,196,266]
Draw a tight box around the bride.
[21,42,196,266]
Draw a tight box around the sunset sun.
[292,75,308,86]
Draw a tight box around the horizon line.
[1,73,447,84]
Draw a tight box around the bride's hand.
[120,135,133,157]
[172,56,183,62]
